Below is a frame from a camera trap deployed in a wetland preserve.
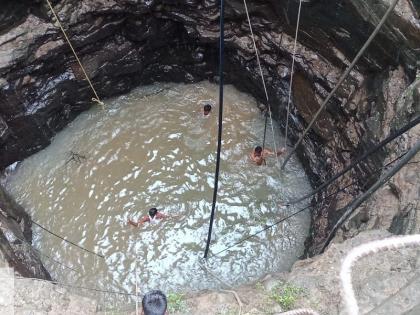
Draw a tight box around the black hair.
[142,290,167,315]
[255,146,263,154]
[149,208,158,218]
[203,104,212,112]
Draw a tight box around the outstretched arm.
[128,219,139,227]
[128,216,150,227]
[156,212,167,219]
[276,147,286,156]
[263,148,274,155]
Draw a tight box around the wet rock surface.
[0,0,419,277]
[0,185,51,279]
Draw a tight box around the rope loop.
[92,97,105,109]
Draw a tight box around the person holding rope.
[250,146,286,166]
[128,208,167,227]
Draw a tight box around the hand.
[128,219,138,227]
[277,147,286,156]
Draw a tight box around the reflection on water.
[5,82,311,297]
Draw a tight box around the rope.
[12,232,79,273]
[45,0,105,109]
[204,0,225,259]
[286,115,420,205]
[32,220,105,259]
[210,149,408,257]
[322,140,420,253]
[242,0,280,164]
[281,0,400,169]
[284,0,303,149]
[341,235,420,315]
[198,259,243,315]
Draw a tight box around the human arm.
[128,216,149,227]
[263,148,275,156]
[262,148,285,156]
[276,147,286,156]
[156,212,167,219]
[128,219,139,227]
[250,151,257,162]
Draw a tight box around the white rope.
[284,0,303,148]
[340,234,420,315]
[242,0,280,166]
[198,259,243,315]
[280,309,320,315]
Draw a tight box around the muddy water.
[5,82,311,297]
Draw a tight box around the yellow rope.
[45,0,105,109]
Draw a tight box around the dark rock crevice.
[0,0,419,275]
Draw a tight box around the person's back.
[142,290,167,315]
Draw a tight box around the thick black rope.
[204,0,225,259]
[321,140,420,253]
[32,220,105,259]
[209,150,409,257]
[287,115,420,205]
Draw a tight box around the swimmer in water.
[128,207,167,227]
[203,104,212,116]
[250,146,286,166]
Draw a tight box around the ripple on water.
[5,81,312,297]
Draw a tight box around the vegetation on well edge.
[167,292,187,313]
[269,283,304,311]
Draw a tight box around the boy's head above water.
[142,290,167,315]
[203,104,212,116]
[254,146,263,156]
[149,207,158,218]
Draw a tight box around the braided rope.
[341,234,420,315]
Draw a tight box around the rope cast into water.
[204,0,225,259]
[242,0,279,163]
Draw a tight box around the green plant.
[167,292,187,313]
[269,283,303,311]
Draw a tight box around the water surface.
[5,82,311,302]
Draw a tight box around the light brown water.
[5,82,311,299]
